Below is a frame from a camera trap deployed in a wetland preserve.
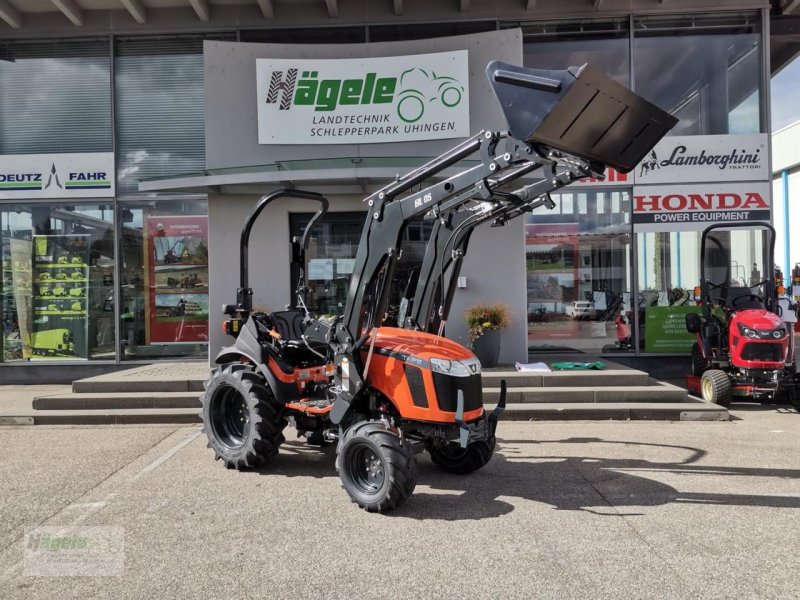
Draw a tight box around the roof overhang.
[137,157,482,196]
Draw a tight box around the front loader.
[200,61,677,512]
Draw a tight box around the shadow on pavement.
[396,436,800,520]
[249,436,800,521]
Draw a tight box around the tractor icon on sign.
[396,68,464,124]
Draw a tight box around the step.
[38,378,687,411]
[481,369,650,388]
[485,401,729,421]
[33,392,202,411]
[482,380,687,403]
[72,367,651,395]
[72,363,209,393]
[29,408,201,426]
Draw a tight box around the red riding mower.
[686,223,800,408]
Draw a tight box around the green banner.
[644,305,701,353]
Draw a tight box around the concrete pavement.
[1,410,799,599]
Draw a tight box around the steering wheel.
[731,293,763,310]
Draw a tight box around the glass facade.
[522,19,630,85]
[525,190,633,355]
[1,203,115,361]
[0,9,769,366]
[0,35,219,364]
[633,14,763,136]
[290,212,433,325]
[0,39,112,154]
[119,199,209,360]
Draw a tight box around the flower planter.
[472,328,502,368]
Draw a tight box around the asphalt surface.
[1,408,799,599]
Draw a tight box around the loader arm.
[324,61,677,424]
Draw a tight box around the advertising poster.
[525,222,579,340]
[146,216,209,344]
[29,235,90,360]
[643,305,702,353]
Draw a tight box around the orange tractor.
[200,61,676,511]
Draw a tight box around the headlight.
[429,358,476,377]
[771,328,786,339]
[739,325,758,338]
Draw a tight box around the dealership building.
[0,0,797,383]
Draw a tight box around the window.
[289,212,433,322]
[633,13,762,135]
[241,27,366,44]
[118,199,209,360]
[0,39,111,154]
[520,19,630,85]
[1,203,115,362]
[526,190,633,355]
[115,35,233,195]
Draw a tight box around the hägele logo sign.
[256,51,470,145]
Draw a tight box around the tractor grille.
[433,372,482,413]
[403,364,428,408]
[741,342,784,362]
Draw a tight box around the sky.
[771,56,800,132]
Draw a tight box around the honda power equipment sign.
[634,134,768,184]
[0,153,115,199]
[632,182,771,232]
[256,51,470,145]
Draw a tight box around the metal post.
[784,169,791,288]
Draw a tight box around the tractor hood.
[367,327,474,363]
[730,309,784,331]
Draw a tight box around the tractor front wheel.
[701,369,732,407]
[201,364,287,469]
[428,438,495,475]
[336,421,417,512]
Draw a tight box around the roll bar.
[232,188,328,314]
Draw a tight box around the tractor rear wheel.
[691,343,707,376]
[201,364,287,469]
[428,437,495,475]
[337,421,417,512]
[700,369,732,407]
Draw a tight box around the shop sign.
[0,153,115,199]
[644,305,702,353]
[256,51,469,145]
[633,134,768,184]
[632,182,771,232]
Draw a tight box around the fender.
[214,317,297,403]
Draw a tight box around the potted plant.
[464,303,511,368]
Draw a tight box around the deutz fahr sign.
[255,51,470,145]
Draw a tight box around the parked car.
[565,300,596,320]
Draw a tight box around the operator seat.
[725,287,765,311]
[267,309,326,369]
[270,309,306,341]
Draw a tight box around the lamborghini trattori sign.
[255,51,470,145]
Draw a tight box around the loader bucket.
[486,61,678,173]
